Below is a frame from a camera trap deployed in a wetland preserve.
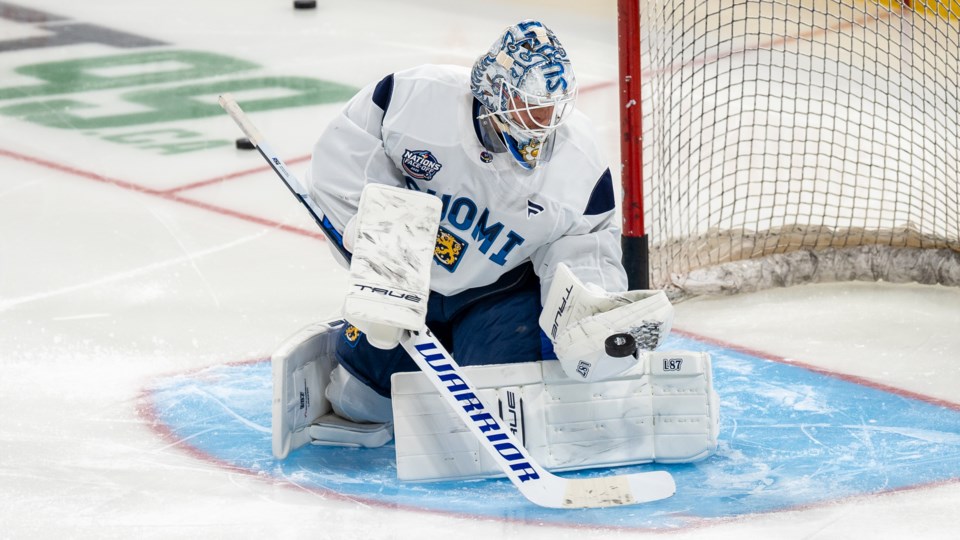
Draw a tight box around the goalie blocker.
[342,183,441,349]
[392,350,719,482]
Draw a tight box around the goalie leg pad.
[272,320,394,457]
[272,319,344,459]
[642,351,720,462]
[343,184,441,349]
[391,352,719,481]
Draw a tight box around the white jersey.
[306,64,627,302]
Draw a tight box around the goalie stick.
[217,93,676,508]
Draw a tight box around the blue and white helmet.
[470,20,578,169]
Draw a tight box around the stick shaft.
[219,93,350,261]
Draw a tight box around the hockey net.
[631,0,960,299]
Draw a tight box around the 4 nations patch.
[402,149,442,181]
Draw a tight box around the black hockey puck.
[604,333,637,358]
[294,0,317,9]
[235,137,255,150]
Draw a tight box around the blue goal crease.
[144,334,960,530]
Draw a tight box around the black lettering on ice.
[0,2,166,52]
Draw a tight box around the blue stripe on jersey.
[321,215,352,262]
[584,167,614,216]
[371,73,394,112]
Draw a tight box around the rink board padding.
[142,335,960,529]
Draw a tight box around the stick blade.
[625,470,676,504]
[560,470,675,508]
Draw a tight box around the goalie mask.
[470,20,578,170]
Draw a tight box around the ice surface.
[1,1,958,538]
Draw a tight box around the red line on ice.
[0,148,325,241]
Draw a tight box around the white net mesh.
[638,0,960,298]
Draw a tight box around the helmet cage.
[489,79,577,141]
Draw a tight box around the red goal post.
[618,0,960,298]
[618,0,648,290]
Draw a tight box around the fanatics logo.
[527,200,544,218]
[402,149,443,180]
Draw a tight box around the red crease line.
[673,327,960,411]
[160,154,312,194]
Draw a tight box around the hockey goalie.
[270,19,719,482]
